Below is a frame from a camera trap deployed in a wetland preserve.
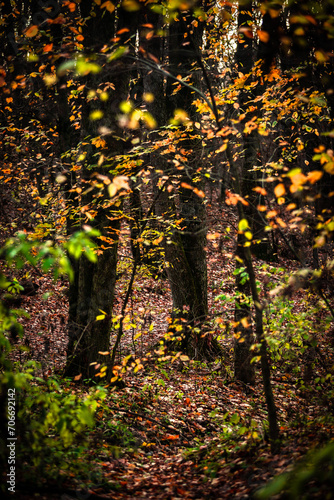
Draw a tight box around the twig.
[107,405,186,438]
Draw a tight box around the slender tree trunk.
[242,235,280,450]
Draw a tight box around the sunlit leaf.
[90,110,104,120]
[238,219,249,232]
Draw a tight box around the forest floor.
[1,178,334,499]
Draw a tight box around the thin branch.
[107,405,186,438]
[110,180,169,368]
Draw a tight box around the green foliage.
[5,279,24,294]
[0,229,105,486]
[183,411,262,477]
[4,369,105,483]
[1,228,99,281]
[256,442,334,500]
[101,419,135,451]
[264,296,328,373]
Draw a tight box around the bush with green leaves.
[1,364,106,486]
[0,228,105,488]
[263,296,329,374]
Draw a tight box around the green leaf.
[230,413,240,424]
[107,46,129,62]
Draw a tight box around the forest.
[0,0,334,498]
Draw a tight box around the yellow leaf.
[113,175,129,190]
[171,109,189,124]
[215,143,228,153]
[134,364,143,373]
[314,235,326,248]
[276,217,287,228]
[122,0,140,12]
[238,218,249,231]
[98,351,110,355]
[90,110,104,120]
[289,171,307,187]
[43,74,57,86]
[142,112,157,129]
[153,235,163,245]
[180,355,189,361]
[324,162,334,175]
[108,184,117,198]
[108,176,129,197]
[207,232,221,240]
[143,92,154,103]
[91,136,107,148]
[315,50,329,63]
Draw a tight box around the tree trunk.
[139,10,213,358]
[64,4,139,380]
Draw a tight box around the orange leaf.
[25,25,39,38]
[117,28,130,35]
[43,43,53,53]
[276,217,287,228]
[239,26,253,38]
[274,183,286,197]
[306,170,323,184]
[101,1,115,13]
[166,435,180,440]
[193,187,205,198]
[257,30,270,43]
[253,186,267,196]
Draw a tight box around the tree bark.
[64,3,139,380]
